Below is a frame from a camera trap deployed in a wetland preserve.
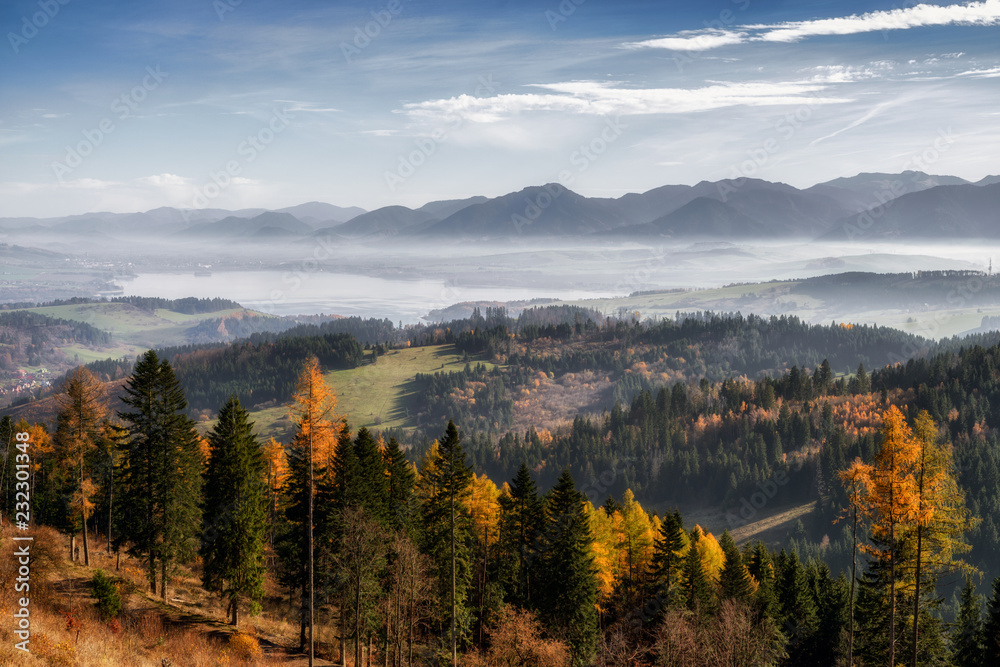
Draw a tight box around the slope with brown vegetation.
[0,524,336,666]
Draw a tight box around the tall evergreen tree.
[951,577,984,667]
[498,462,544,608]
[419,420,474,665]
[649,509,686,610]
[539,468,598,667]
[983,577,1000,664]
[117,350,202,598]
[718,530,753,604]
[682,526,714,614]
[384,436,415,531]
[775,549,818,663]
[201,396,267,626]
[745,540,778,623]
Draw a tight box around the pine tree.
[649,509,687,610]
[117,350,202,598]
[498,462,544,608]
[384,436,415,531]
[718,530,753,604]
[983,577,1000,664]
[53,366,108,566]
[353,427,389,522]
[951,577,984,667]
[744,540,778,622]
[419,420,474,665]
[201,396,267,626]
[775,549,818,662]
[682,526,714,614]
[539,468,598,667]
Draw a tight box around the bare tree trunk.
[81,457,90,566]
[308,415,315,667]
[849,505,857,667]
[160,559,167,599]
[70,533,76,562]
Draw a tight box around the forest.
[2,315,1000,664]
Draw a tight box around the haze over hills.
[2,171,998,244]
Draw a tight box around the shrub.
[91,570,122,621]
[228,632,263,662]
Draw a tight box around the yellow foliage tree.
[617,489,655,598]
[584,501,620,608]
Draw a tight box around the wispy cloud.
[627,0,1000,51]
[400,80,850,122]
[809,100,899,146]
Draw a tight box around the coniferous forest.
[2,309,1000,666]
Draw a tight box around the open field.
[236,344,495,441]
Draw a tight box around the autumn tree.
[117,350,202,598]
[864,405,921,666]
[53,366,108,565]
[906,410,977,666]
[285,355,342,663]
[837,456,871,665]
[468,605,569,667]
[201,396,267,626]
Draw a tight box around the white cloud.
[401,80,850,122]
[627,0,1000,51]
[626,30,747,52]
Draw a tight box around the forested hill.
[448,335,1000,588]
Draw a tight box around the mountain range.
[1,171,997,243]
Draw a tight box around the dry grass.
[0,524,319,666]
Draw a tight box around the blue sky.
[1,0,998,217]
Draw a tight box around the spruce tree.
[983,577,1000,664]
[419,420,474,664]
[952,577,984,667]
[539,468,598,667]
[498,462,544,608]
[775,549,818,662]
[201,396,267,626]
[745,540,778,622]
[683,526,714,614]
[384,436,415,530]
[718,530,753,604]
[649,509,686,610]
[353,427,389,523]
[117,350,202,598]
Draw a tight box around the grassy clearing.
[239,344,489,441]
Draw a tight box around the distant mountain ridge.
[1,171,997,243]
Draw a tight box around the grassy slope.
[238,344,491,441]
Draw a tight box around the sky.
[1,0,998,218]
